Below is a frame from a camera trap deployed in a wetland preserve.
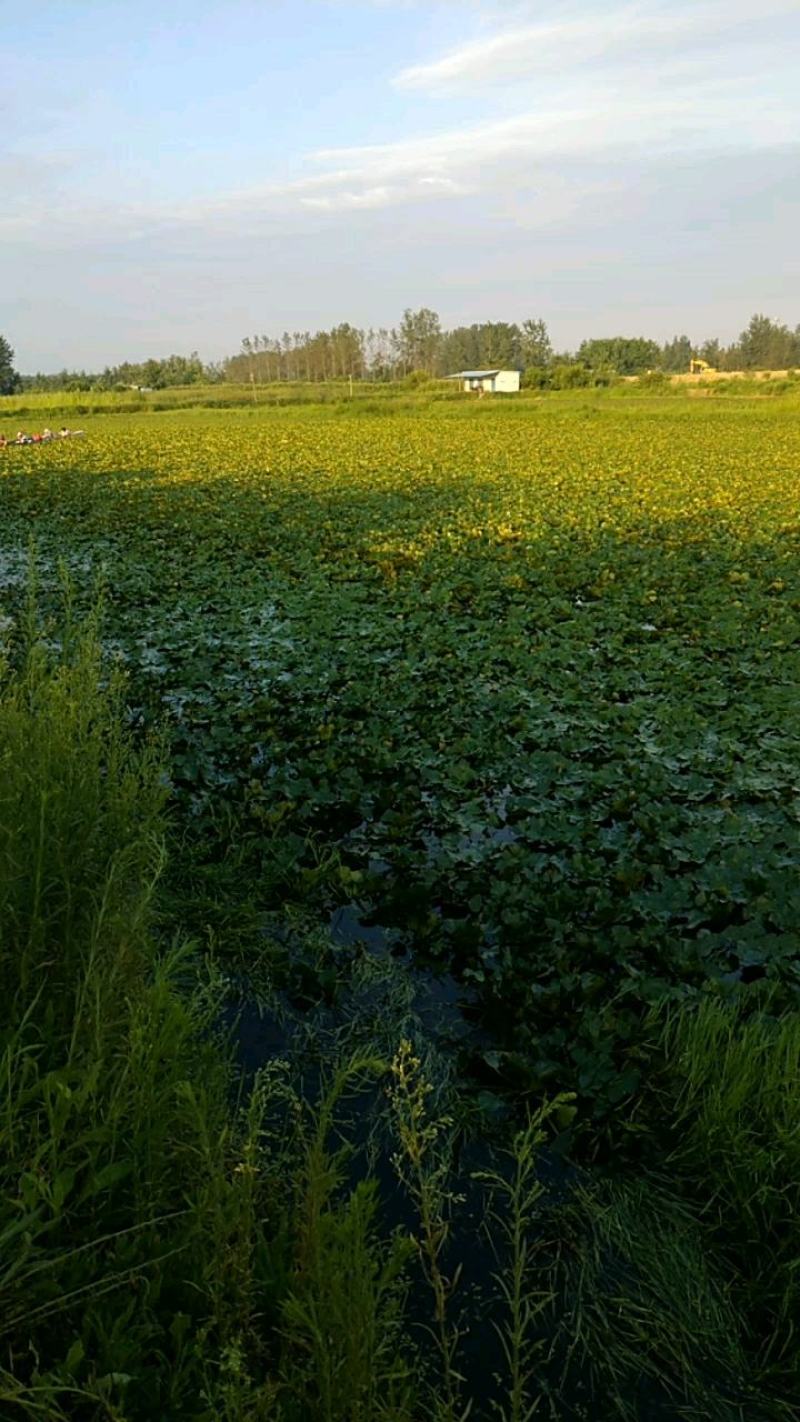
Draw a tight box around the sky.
[2,0,798,371]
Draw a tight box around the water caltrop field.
[2,392,800,1420]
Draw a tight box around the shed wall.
[494,370,520,393]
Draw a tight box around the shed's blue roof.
[447,369,502,378]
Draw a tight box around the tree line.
[9,352,207,395]
[222,311,800,384]
[4,311,800,394]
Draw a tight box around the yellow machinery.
[689,358,715,374]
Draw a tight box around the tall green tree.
[330,323,365,378]
[395,308,442,375]
[738,314,799,370]
[476,321,522,368]
[577,336,660,376]
[440,322,525,373]
[661,335,693,373]
[520,317,552,368]
[0,335,20,395]
[440,325,484,373]
[698,338,722,368]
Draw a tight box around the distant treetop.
[0,335,21,395]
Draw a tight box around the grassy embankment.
[3,368,800,423]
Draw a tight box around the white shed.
[447,368,521,394]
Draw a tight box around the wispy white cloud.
[298,173,464,211]
[307,83,796,181]
[2,0,797,247]
[1,79,795,246]
[394,0,800,90]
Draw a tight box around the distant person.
[0,434,7,448]
[16,431,31,445]
[42,427,53,441]
[59,427,70,438]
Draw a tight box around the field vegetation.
[3,366,800,422]
[1,391,799,1418]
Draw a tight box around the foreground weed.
[388,1039,467,1422]
[281,1052,417,1422]
[477,1097,575,1422]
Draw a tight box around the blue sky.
[2,0,798,370]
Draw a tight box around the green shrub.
[521,366,550,390]
[549,362,591,389]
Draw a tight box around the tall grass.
[656,998,800,1386]
[545,998,800,1419]
[0,600,277,1418]
[0,594,165,1016]
[548,1178,770,1421]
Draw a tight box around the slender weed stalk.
[477,1096,574,1422]
[388,1039,466,1421]
[281,1052,417,1422]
